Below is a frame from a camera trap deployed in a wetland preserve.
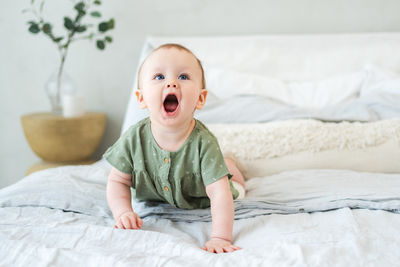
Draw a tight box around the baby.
[104,43,246,253]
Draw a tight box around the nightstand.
[21,112,107,175]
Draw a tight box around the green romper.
[103,117,239,209]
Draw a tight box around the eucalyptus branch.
[71,31,106,42]
[23,0,115,114]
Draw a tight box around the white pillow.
[361,64,400,96]
[285,71,365,109]
[205,66,290,103]
[205,66,366,109]
[207,119,400,179]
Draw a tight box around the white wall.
[1,0,400,188]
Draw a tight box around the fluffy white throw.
[207,119,400,160]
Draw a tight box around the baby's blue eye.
[155,74,164,80]
[179,74,188,80]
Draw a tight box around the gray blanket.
[1,163,399,222]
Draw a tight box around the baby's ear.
[135,90,147,109]
[195,89,208,110]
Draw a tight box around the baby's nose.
[166,81,177,88]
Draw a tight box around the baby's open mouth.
[163,94,179,113]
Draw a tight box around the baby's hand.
[201,237,241,253]
[114,211,143,229]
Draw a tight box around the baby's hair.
[137,43,206,90]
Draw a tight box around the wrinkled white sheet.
[1,161,400,266]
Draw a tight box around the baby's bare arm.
[107,167,142,229]
[203,176,241,253]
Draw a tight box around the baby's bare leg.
[224,157,245,189]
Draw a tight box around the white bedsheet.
[1,161,400,266]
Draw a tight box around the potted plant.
[23,0,115,114]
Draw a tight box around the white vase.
[45,69,77,115]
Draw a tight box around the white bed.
[1,33,400,266]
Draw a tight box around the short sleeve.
[200,135,232,186]
[103,133,134,174]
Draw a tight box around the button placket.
[161,151,174,204]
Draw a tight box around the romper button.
[164,186,169,191]
[164,158,169,164]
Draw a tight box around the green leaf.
[39,1,45,12]
[42,23,52,34]
[90,11,101,17]
[105,36,112,43]
[96,40,105,50]
[64,17,74,30]
[98,21,108,32]
[54,37,64,43]
[94,0,101,5]
[28,23,40,34]
[76,25,87,33]
[74,2,85,12]
[98,19,115,32]
[108,18,115,29]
